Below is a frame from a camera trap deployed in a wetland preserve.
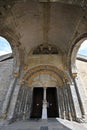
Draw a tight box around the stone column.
[7,81,21,121]
[42,87,47,119]
[74,75,87,119]
[70,83,82,119]
[1,77,16,119]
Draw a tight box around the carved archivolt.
[22,65,70,87]
[26,70,62,87]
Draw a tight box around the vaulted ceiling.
[0,0,87,71]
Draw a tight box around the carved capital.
[13,72,19,77]
[72,73,77,78]
[20,79,24,85]
[0,113,7,119]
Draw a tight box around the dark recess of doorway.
[30,87,59,119]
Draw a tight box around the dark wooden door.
[30,88,43,118]
[47,87,59,117]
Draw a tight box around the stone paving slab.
[17,129,39,130]
[0,119,87,130]
[40,126,48,130]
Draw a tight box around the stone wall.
[76,60,87,96]
[25,55,64,70]
[0,59,13,115]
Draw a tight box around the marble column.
[42,87,47,119]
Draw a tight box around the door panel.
[30,88,43,118]
[47,88,59,117]
[30,87,59,118]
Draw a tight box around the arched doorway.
[23,66,63,119]
[23,69,61,119]
[13,65,77,121]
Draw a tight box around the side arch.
[0,28,21,72]
[67,33,87,76]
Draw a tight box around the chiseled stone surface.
[0,59,13,114]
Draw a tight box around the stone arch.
[26,70,63,87]
[67,33,87,76]
[22,65,71,87]
[0,28,21,73]
[0,32,21,118]
[0,36,12,55]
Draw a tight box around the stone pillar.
[43,87,46,100]
[42,87,47,119]
[1,78,16,119]
[7,80,21,121]
[74,75,87,119]
[70,83,82,119]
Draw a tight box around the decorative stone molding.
[22,65,70,87]
[20,79,24,85]
[32,43,59,54]
[72,73,77,78]
[26,70,63,87]
[13,72,19,77]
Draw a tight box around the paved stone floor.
[0,118,87,130]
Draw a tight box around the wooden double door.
[30,87,59,118]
